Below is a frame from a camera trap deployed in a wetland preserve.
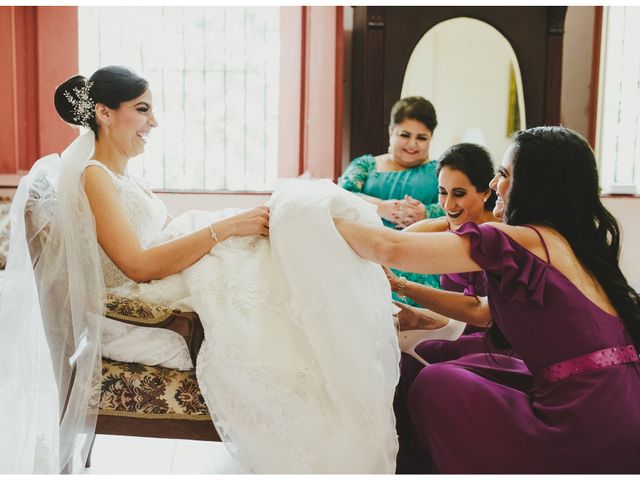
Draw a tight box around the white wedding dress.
[90,162,400,473]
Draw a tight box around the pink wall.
[302,6,341,180]
[278,7,303,178]
[0,6,78,177]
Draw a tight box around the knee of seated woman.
[407,362,477,407]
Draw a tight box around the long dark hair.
[488,126,640,348]
[54,66,148,139]
[437,143,497,210]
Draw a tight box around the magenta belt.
[534,345,639,387]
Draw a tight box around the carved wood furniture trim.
[350,6,568,157]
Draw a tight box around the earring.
[105,123,111,136]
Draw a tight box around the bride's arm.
[84,166,268,283]
[334,217,481,275]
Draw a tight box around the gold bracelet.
[208,224,219,246]
[396,276,408,300]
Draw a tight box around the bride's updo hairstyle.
[54,66,148,139]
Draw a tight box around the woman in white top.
[61,68,268,370]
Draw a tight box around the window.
[79,6,280,191]
[597,6,640,194]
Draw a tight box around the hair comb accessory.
[63,79,95,128]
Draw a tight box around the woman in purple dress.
[386,143,501,365]
[384,143,532,472]
[335,126,640,473]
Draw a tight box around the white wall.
[602,197,640,291]
[401,17,521,164]
[158,192,268,217]
[561,6,640,290]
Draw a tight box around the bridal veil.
[0,130,103,472]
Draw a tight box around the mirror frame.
[350,6,567,158]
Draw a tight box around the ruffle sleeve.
[452,222,548,306]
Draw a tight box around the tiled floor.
[83,434,244,474]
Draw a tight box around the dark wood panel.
[350,6,386,158]
[350,6,567,158]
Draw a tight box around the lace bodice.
[85,160,167,288]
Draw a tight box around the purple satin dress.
[397,233,520,408]
[400,223,640,473]
[413,270,490,363]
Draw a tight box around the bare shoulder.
[83,164,116,193]
[480,222,550,251]
[82,165,123,215]
[484,222,581,269]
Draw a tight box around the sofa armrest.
[104,294,204,365]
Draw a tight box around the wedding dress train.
[127,179,401,473]
[0,126,400,472]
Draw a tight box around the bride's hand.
[227,206,270,237]
[393,301,449,331]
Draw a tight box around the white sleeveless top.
[85,160,192,370]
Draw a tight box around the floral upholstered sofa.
[0,196,219,460]
[96,295,217,443]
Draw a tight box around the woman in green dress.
[338,96,444,304]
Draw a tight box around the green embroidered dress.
[338,154,445,306]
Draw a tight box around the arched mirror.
[401,17,526,163]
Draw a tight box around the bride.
[0,66,400,473]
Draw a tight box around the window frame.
[0,6,344,192]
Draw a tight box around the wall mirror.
[401,17,526,164]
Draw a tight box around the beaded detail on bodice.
[85,160,167,288]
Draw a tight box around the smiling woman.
[391,143,502,365]
[338,96,446,305]
[334,126,640,473]
[2,65,400,474]
[91,91,158,174]
[338,96,443,230]
[435,143,497,229]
